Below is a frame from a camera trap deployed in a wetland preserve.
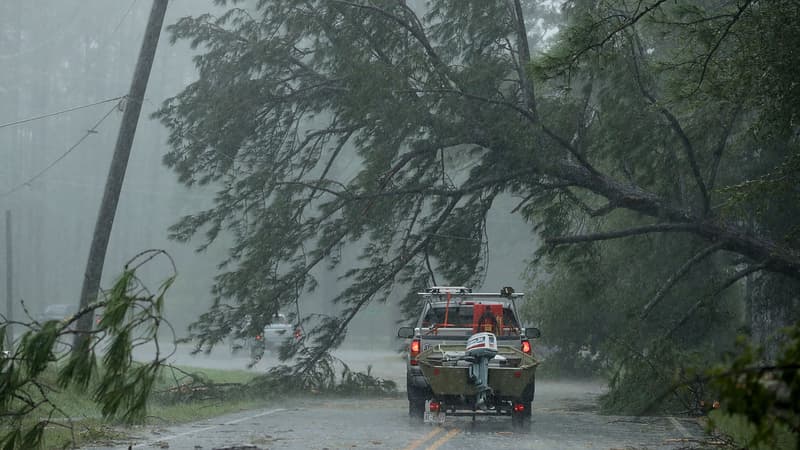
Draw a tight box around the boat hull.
[417,345,538,398]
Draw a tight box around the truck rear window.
[421,305,519,333]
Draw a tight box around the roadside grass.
[4,364,270,449]
[154,364,259,391]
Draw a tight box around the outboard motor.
[465,332,498,409]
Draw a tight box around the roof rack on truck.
[418,286,524,299]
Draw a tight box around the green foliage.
[0,250,176,450]
[0,362,270,449]
[518,0,800,413]
[708,410,796,450]
[155,0,563,366]
[524,209,742,389]
[158,0,799,413]
[709,323,800,449]
[335,365,397,396]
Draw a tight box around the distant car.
[249,313,300,360]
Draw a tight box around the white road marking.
[222,408,288,425]
[130,408,287,449]
[668,416,691,438]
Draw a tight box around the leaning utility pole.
[4,211,12,349]
[74,0,168,348]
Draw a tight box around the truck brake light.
[410,339,421,365]
[521,339,531,355]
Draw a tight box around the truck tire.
[409,399,425,423]
[522,382,535,417]
[511,401,531,429]
[406,374,431,401]
[511,411,530,429]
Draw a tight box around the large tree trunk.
[549,159,800,278]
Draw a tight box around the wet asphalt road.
[82,345,705,450]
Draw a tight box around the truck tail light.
[513,402,525,413]
[521,339,531,355]
[410,338,421,365]
[429,401,440,412]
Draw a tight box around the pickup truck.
[397,286,540,428]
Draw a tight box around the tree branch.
[641,241,727,319]
[568,0,670,66]
[425,250,438,286]
[509,180,575,214]
[367,2,604,178]
[694,0,752,92]
[561,189,617,217]
[290,128,356,224]
[301,195,462,369]
[398,86,600,174]
[511,0,538,120]
[552,158,800,278]
[707,103,742,192]
[276,168,539,201]
[331,0,454,88]
[664,263,767,340]
[629,31,710,214]
[546,223,699,246]
[571,74,596,153]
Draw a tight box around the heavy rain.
[1,1,798,449]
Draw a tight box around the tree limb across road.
[154,0,800,384]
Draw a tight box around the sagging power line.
[0,96,125,131]
[0,99,123,199]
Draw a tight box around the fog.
[0,1,538,350]
[5,2,782,448]
[0,1,226,336]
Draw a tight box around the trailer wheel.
[409,399,425,423]
[511,401,531,430]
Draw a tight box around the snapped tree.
[155,0,799,387]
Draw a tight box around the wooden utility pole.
[4,210,12,348]
[74,0,168,348]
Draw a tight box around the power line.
[0,96,125,131]
[0,100,123,199]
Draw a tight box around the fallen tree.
[155,0,799,393]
